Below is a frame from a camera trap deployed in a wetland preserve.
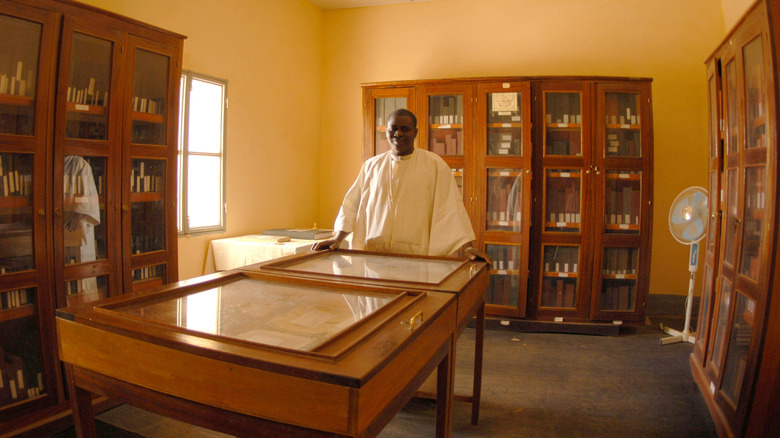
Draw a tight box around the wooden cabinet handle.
[38,209,46,217]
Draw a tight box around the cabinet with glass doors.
[691,2,780,436]
[361,76,653,322]
[0,0,184,436]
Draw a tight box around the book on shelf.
[262,228,334,240]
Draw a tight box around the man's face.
[386,114,417,156]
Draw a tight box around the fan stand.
[659,243,698,345]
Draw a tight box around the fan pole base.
[659,323,695,345]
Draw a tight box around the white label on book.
[500,142,511,148]
[512,115,521,121]
[619,224,629,230]
[557,222,566,227]
[502,83,510,88]
[560,172,570,177]
[75,104,89,111]
[613,320,623,325]
[498,221,509,226]
[499,111,511,116]
[438,124,451,129]
[621,124,630,129]
[498,149,510,154]
[499,171,510,176]
[616,274,626,279]
[558,123,568,128]
[501,134,512,140]
[554,317,564,322]
[558,272,569,278]
[619,173,630,179]
[497,270,508,275]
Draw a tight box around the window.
[177,71,227,234]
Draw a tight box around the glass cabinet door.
[603,92,641,157]
[544,168,581,233]
[477,82,532,317]
[55,19,123,308]
[363,87,414,158]
[590,82,651,322]
[540,245,579,308]
[0,3,58,417]
[0,14,41,136]
[64,32,112,140]
[544,91,582,157]
[598,247,639,312]
[427,94,464,156]
[123,37,180,292]
[131,49,169,145]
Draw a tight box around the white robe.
[334,148,475,256]
[63,155,101,293]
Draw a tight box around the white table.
[203,235,319,274]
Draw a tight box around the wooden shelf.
[132,111,164,123]
[545,221,581,229]
[547,171,581,178]
[130,191,163,202]
[0,93,34,107]
[606,123,640,130]
[0,196,30,208]
[0,304,36,322]
[487,122,522,128]
[606,173,641,181]
[66,101,107,115]
[602,273,638,280]
[605,223,640,231]
[543,271,579,278]
[490,269,519,275]
[546,123,581,129]
[430,123,462,129]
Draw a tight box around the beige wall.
[78,0,325,279]
[721,0,760,29]
[317,0,726,297]
[77,0,758,299]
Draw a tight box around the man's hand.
[464,246,493,267]
[311,230,350,252]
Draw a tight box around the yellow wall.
[317,0,725,297]
[721,0,760,29]
[76,0,758,299]
[77,0,325,279]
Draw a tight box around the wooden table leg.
[471,301,485,425]
[435,336,454,438]
[65,364,98,438]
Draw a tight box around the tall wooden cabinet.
[692,1,780,437]
[362,76,653,323]
[0,0,183,435]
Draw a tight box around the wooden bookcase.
[362,76,653,322]
[691,1,780,436]
[0,0,183,435]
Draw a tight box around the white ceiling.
[308,0,440,10]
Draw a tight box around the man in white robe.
[314,109,475,257]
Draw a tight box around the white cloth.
[334,148,475,256]
[63,155,101,293]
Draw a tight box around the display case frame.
[57,269,457,437]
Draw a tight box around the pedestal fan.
[660,186,709,345]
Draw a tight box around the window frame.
[177,70,228,235]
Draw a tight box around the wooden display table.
[56,269,459,437]
[242,249,490,424]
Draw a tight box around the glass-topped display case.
[57,270,457,436]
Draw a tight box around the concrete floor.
[58,321,716,437]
